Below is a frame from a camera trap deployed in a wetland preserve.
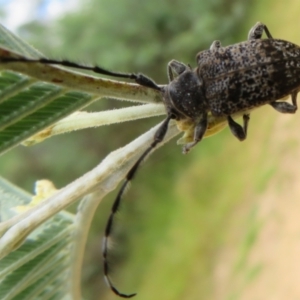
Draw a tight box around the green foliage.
[0,177,75,300]
[0,24,100,154]
[0,70,94,153]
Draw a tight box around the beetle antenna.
[102,115,173,298]
[0,57,162,90]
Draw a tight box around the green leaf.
[0,177,75,300]
[0,24,98,155]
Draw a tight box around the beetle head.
[163,60,208,120]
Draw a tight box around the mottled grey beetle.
[163,22,299,153]
[2,22,299,298]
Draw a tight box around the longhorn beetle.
[1,22,300,297]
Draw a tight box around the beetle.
[1,22,299,297]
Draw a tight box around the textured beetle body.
[161,22,299,152]
[198,38,300,116]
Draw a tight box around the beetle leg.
[269,91,298,113]
[182,113,208,154]
[269,101,297,114]
[210,40,222,50]
[269,101,297,113]
[227,114,250,141]
[291,90,298,108]
[248,22,273,40]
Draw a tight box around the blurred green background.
[2,0,300,299]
